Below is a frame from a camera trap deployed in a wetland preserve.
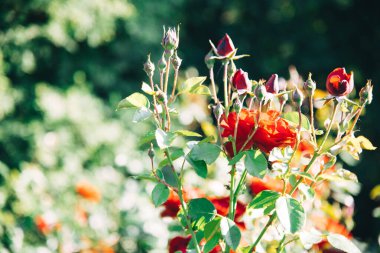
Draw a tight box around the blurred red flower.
[76,181,101,203]
[168,235,231,253]
[221,109,297,156]
[249,176,285,195]
[208,196,246,229]
[326,67,354,97]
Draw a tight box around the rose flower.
[232,69,252,95]
[216,34,235,57]
[220,109,297,157]
[326,67,354,97]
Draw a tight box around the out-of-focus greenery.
[0,0,379,252]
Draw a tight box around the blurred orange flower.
[76,181,101,203]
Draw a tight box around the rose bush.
[119,27,375,253]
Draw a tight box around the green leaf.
[159,149,185,168]
[245,149,267,178]
[117,92,150,110]
[299,230,323,250]
[155,129,175,149]
[275,196,305,233]
[175,130,202,137]
[161,166,178,188]
[179,76,207,93]
[204,218,221,253]
[327,233,361,253]
[189,143,220,164]
[138,130,156,146]
[228,152,245,166]
[248,190,280,215]
[204,218,221,240]
[188,198,216,223]
[186,155,208,178]
[220,217,241,250]
[189,84,211,96]
[141,82,155,95]
[151,183,169,207]
[289,174,297,187]
[132,107,152,123]
[282,112,311,130]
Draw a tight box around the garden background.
[0,0,379,252]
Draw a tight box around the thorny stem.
[223,61,230,115]
[164,102,171,131]
[149,76,162,128]
[165,149,202,253]
[164,56,172,94]
[210,67,218,103]
[159,71,164,91]
[170,68,179,101]
[318,101,339,153]
[248,215,276,252]
[309,96,317,144]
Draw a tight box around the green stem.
[309,95,317,144]
[210,67,218,103]
[223,61,230,115]
[232,168,248,217]
[248,215,276,252]
[164,56,172,94]
[318,101,338,153]
[165,149,201,253]
[276,235,286,253]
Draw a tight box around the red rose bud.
[216,34,235,57]
[359,80,373,104]
[232,69,252,95]
[326,67,354,97]
[265,74,279,94]
[162,27,179,52]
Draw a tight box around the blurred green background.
[0,0,379,252]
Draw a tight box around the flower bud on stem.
[223,60,230,115]
[170,51,182,102]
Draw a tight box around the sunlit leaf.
[327,233,361,253]
[117,92,150,110]
[220,217,241,250]
[275,196,305,233]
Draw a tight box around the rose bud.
[161,27,179,52]
[216,34,235,57]
[233,97,242,113]
[213,102,224,121]
[292,87,304,107]
[303,72,316,95]
[326,67,354,97]
[359,80,373,104]
[232,69,252,95]
[254,84,267,102]
[143,54,155,77]
[204,50,215,69]
[171,51,182,70]
[265,74,279,94]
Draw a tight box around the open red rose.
[326,67,354,97]
[216,34,235,57]
[232,69,252,94]
[220,109,297,156]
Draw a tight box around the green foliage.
[188,198,216,224]
[189,143,220,165]
[275,196,305,234]
[244,149,268,178]
[152,183,170,206]
[248,190,280,215]
[220,217,241,250]
[282,112,311,130]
